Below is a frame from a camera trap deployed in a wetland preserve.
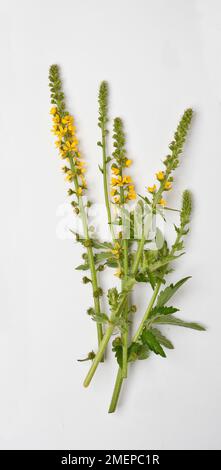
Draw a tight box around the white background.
[0,0,221,450]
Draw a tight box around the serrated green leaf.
[141,329,166,357]
[149,305,179,319]
[150,328,174,349]
[153,315,206,331]
[112,340,123,368]
[156,276,191,307]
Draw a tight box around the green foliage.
[141,328,166,358]
[150,328,174,349]
[156,276,191,307]
[153,315,206,331]
[149,305,179,319]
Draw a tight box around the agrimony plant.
[49,65,205,413]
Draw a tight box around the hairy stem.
[83,235,146,387]
[101,122,115,240]
[70,157,104,349]
[108,281,161,412]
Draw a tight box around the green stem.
[108,281,161,412]
[101,123,115,240]
[108,368,124,413]
[132,281,161,343]
[121,238,129,378]
[83,235,145,387]
[69,157,104,349]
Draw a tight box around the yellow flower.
[156,171,165,181]
[111,166,120,175]
[77,187,83,196]
[114,195,120,204]
[67,124,76,134]
[164,181,172,191]
[111,242,120,258]
[125,159,132,167]
[65,170,74,182]
[50,107,57,115]
[111,188,117,196]
[127,191,136,200]
[148,184,157,193]
[53,114,60,123]
[55,125,67,138]
[122,175,132,184]
[62,115,74,125]
[55,139,62,148]
[111,176,123,187]
[63,140,77,152]
[159,198,166,206]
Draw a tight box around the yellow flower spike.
[147,184,157,193]
[156,171,165,181]
[111,166,120,175]
[159,198,166,206]
[50,107,57,115]
[125,159,132,167]
[164,181,172,191]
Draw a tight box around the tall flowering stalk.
[48,66,206,412]
[49,65,104,350]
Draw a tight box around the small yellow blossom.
[111,242,121,258]
[164,181,172,191]
[122,175,132,184]
[50,107,57,115]
[62,115,74,125]
[125,159,132,167]
[159,198,166,206]
[148,184,157,193]
[111,166,120,175]
[111,188,117,196]
[114,195,120,204]
[53,114,60,123]
[111,176,123,187]
[63,140,77,152]
[65,170,74,182]
[127,190,136,200]
[156,171,165,181]
[77,187,83,196]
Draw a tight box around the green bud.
[181,190,192,225]
[87,307,95,316]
